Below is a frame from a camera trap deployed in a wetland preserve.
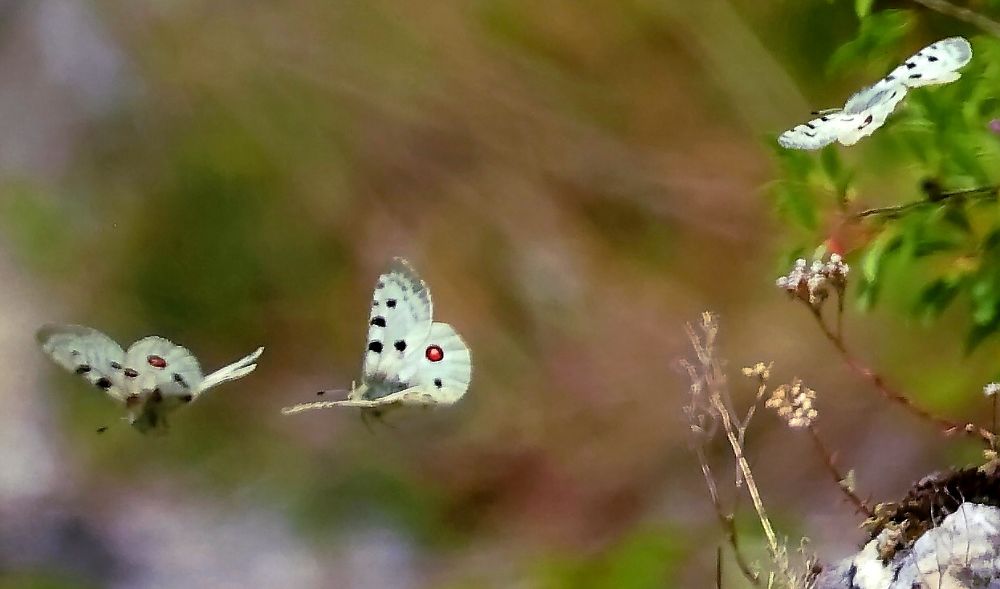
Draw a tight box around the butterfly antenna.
[315,388,347,397]
[199,346,265,392]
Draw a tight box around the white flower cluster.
[984,382,1000,397]
[775,254,850,307]
[766,378,818,429]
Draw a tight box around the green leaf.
[772,182,819,231]
[971,274,1000,325]
[939,205,972,234]
[858,231,903,308]
[966,316,1000,353]
[914,277,963,320]
[912,238,961,258]
[819,146,854,199]
[862,230,903,283]
[828,10,913,76]
[855,0,875,18]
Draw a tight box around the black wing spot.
[368,341,384,354]
[172,373,189,389]
[110,361,122,370]
[124,368,139,378]
[805,122,816,129]
[885,75,895,82]
[75,365,92,375]
[909,73,922,79]
[180,394,193,403]
[927,55,939,62]
[394,340,407,352]
[94,377,112,390]
[433,378,443,389]
[906,61,917,69]
[820,116,830,122]
[71,349,80,357]
[804,131,816,138]
[370,316,386,327]
[386,299,397,309]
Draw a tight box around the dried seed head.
[741,361,772,380]
[766,378,819,428]
[984,382,1000,397]
[776,254,850,308]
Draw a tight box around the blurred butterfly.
[779,37,972,150]
[282,258,471,416]
[37,324,264,433]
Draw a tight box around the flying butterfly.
[37,324,264,433]
[282,258,472,416]
[779,37,972,150]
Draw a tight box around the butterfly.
[37,324,264,433]
[779,37,972,150]
[282,258,472,415]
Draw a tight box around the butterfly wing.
[124,336,205,399]
[885,37,972,88]
[283,258,469,414]
[124,338,262,432]
[124,336,207,432]
[778,113,857,150]
[837,82,908,145]
[342,321,471,406]
[36,324,129,403]
[362,258,433,382]
[402,322,472,405]
[780,37,969,150]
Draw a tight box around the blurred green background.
[1,0,999,587]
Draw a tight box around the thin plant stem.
[716,546,723,589]
[808,307,994,445]
[835,288,844,341]
[854,186,998,220]
[710,393,783,568]
[909,0,1000,37]
[993,395,997,444]
[806,424,873,517]
[695,445,761,586]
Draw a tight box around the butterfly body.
[779,37,972,150]
[282,258,472,416]
[37,324,264,433]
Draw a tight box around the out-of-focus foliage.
[771,7,1000,350]
[529,528,685,589]
[2,0,999,587]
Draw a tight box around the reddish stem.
[809,307,993,445]
[807,425,873,517]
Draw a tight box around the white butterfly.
[282,258,472,415]
[779,37,972,150]
[37,324,264,433]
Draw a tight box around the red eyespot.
[425,345,444,362]
[147,355,167,368]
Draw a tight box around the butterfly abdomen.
[361,375,410,401]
